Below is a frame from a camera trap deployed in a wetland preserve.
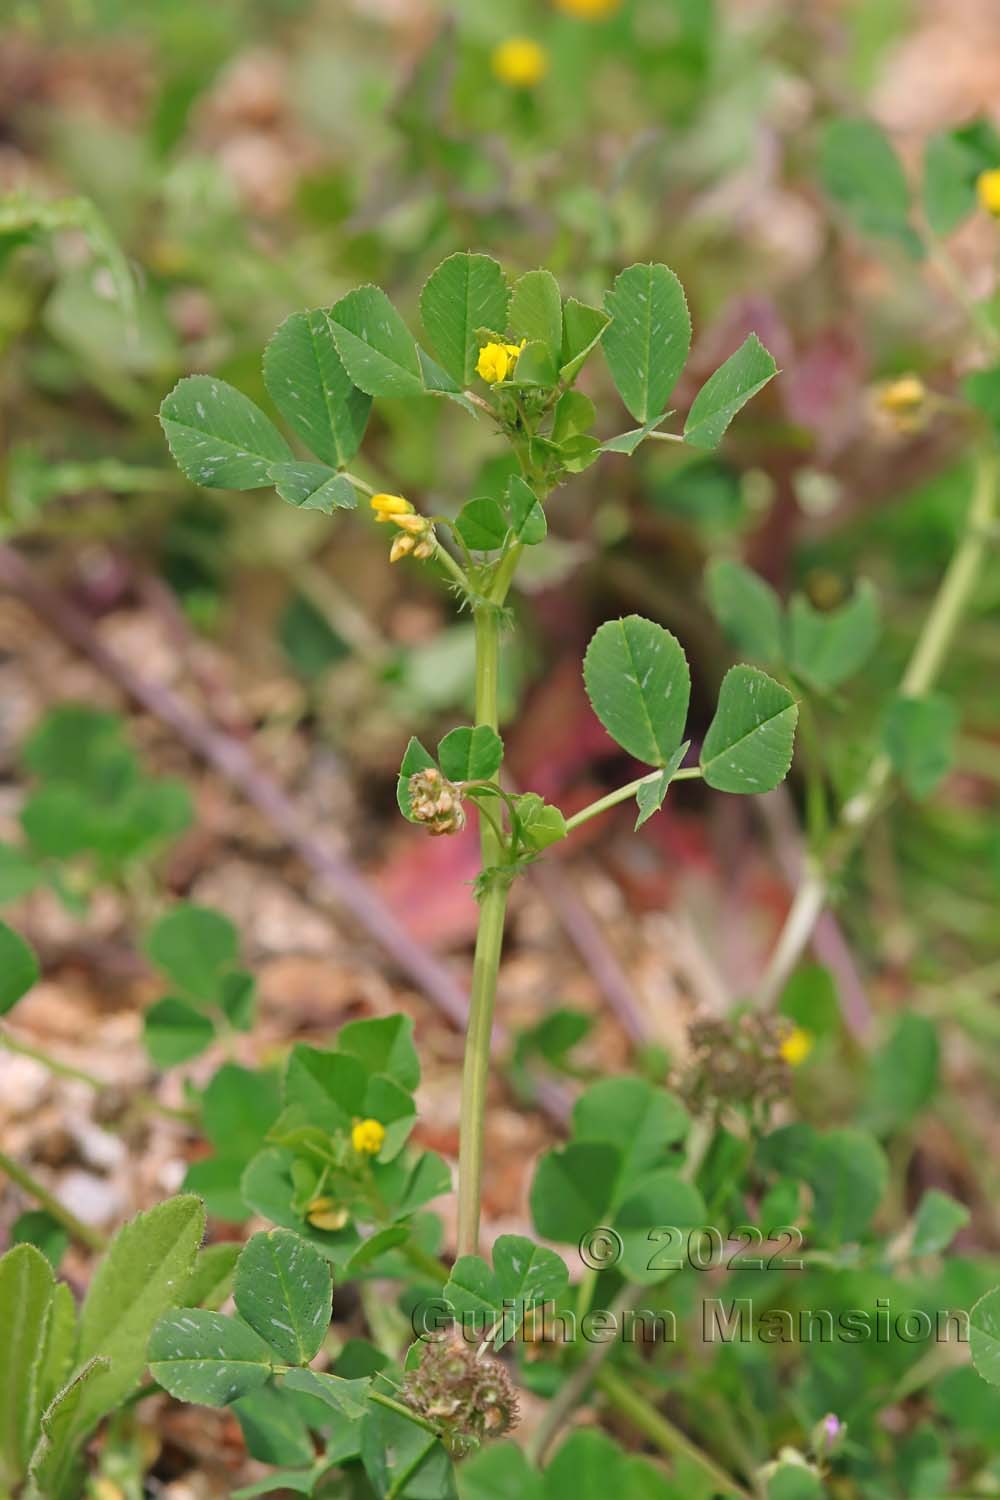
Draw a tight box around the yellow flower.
[554,0,622,17]
[370,492,413,523]
[351,1117,386,1155]
[491,37,549,89]
[779,1026,814,1067]
[977,168,1000,217]
[476,339,527,384]
[877,374,926,415]
[306,1195,349,1231]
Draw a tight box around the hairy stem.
[760,446,1000,1003]
[596,1366,755,1499]
[456,603,511,1257]
[0,1148,107,1252]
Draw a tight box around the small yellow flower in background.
[306,1195,349,1231]
[491,37,549,89]
[878,374,926,415]
[370,492,413,523]
[476,339,526,384]
[779,1026,814,1067]
[554,0,622,17]
[352,1117,386,1155]
[977,168,1000,217]
[872,373,929,436]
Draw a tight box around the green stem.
[564,767,702,833]
[595,1366,754,1499]
[760,445,1000,1004]
[0,1149,107,1252]
[456,601,511,1258]
[433,539,471,593]
[403,1241,450,1286]
[0,1030,105,1089]
[369,1389,440,1437]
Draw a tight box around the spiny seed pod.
[680,1013,790,1115]
[404,1332,519,1457]
[408,767,466,836]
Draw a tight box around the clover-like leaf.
[160,376,291,490]
[0,921,39,1017]
[327,286,424,399]
[146,905,238,1002]
[706,558,784,663]
[700,666,797,793]
[269,463,356,515]
[506,475,546,544]
[233,1230,332,1367]
[437,725,503,782]
[602,263,691,424]
[684,334,777,449]
[882,693,957,799]
[143,997,215,1068]
[455,497,508,553]
[149,1310,274,1406]
[420,253,510,387]
[262,309,371,468]
[970,1287,1000,1388]
[509,269,562,355]
[560,299,609,383]
[396,736,437,821]
[787,580,880,690]
[821,118,922,258]
[583,616,690,767]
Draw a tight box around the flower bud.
[306,1196,349,1231]
[390,533,417,563]
[371,493,413,523]
[812,1412,846,1456]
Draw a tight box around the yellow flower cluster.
[977,168,1000,217]
[491,37,549,89]
[554,0,622,17]
[369,493,435,563]
[476,339,526,384]
[779,1026,814,1067]
[351,1117,387,1155]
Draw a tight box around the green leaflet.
[436,725,503,782]
[705,558,783,664]
[684,333,777,448]
[700,666,797,793]
[26,1358,110,1500]
[233,1231,333,1368]
[269,463,357,514]
[148,1310,274,1405]
[0,920,39,1016]
[509,269,562,356]
[419,252,510,386]
[75,1196,205,1428]
[160,376,291,490]
[602,263,691,424]
[583,616,690,767]
[0,1245,56,1489]
[327,285,425,399]
[262,309,371,467]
